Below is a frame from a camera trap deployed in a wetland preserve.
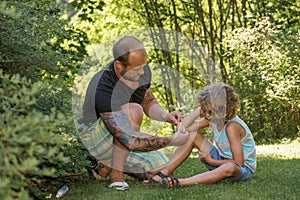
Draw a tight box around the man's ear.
[114,60,124,70]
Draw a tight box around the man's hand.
[169,130,189,146]
[165,110,181,124]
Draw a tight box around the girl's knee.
[221,162,240,177]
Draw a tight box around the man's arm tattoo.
[99,112,171,151]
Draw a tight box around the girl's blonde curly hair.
[196,83,240,122]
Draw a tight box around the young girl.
[144,83,256,188]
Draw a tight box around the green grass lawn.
[57,140,300,200]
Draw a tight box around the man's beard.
[120,69,139,82]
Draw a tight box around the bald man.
[78,36,188,190]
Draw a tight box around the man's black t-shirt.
[80,60,152,124]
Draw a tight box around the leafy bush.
[0,0,88,85]
[0,70,88,199]
[0,2,97,198]
[225,18,300,143]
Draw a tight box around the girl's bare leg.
[145,131,210,183]
[171,162,241,186]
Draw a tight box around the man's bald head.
[113,36,147,67]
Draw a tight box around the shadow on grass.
[60,154,299,200]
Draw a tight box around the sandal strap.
[145,172,167,185]
[168,176,176,186]
[146,177,159,184]
[162,175,180,189]
[155,172,167,178]
[173,177,179,188]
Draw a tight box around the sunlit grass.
[256,138,300,159]
[57,139,300,200]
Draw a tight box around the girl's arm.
[226,121,245,166]
[201,121,244,167]
[182,107,210,132]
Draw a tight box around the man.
[77,36,188,190]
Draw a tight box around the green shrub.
[0,0,88,85]
[225,18,300,143]
[0,70,88,199]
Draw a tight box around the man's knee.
[130,103,143,116]
[121,103,143,130]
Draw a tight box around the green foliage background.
[225,18,300,143]
[0,0,299,199]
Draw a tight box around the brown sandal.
[143,172,167,185]
[161,175,180,189]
